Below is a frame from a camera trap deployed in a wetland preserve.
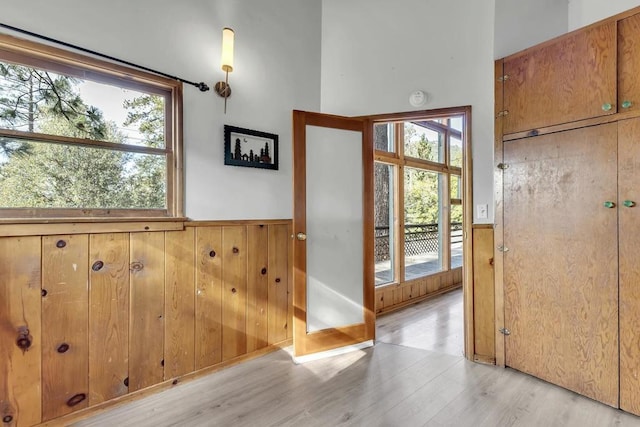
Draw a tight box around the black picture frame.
[224,125,279,170]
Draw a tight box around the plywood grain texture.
[41,234,89,420]
[195,226,223,369]
[247,225,269,353]
[164,229,195,379]
[618,117,640,416]
[503,124,619,406]
[88,233,130,405]
[503,21,616,134]
[221,226,248,361]
[0,237,41,427]
[472,227,495,362]
[268,224,289,345]
[618,13,640,115]
[129,232,165,392]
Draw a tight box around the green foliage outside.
[0,62,166,210]
[403,124,463,225]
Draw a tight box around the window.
[0,35,182,218]
[373,112,466,286]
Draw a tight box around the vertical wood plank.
[129,232,165,392]
[195,227,222,369]
[286,222,294,341]
[164,229,196,379]
[472,227,495,361]
[222,226,247,361]
[42,234,89,420]
[0,237,41,427]
[247,225,268,352]
[89,233,130,406]
[195,226,223,369]
[268,224,289,345]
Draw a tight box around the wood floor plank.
[75,289,639,427]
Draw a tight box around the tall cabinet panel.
[618,13,640,114]
[503,124,619,406]
[503,21,617,135]
[618,117,640,416]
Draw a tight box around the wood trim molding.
[185,219,292,227]
[0,220,185,237]
[494,59,506,367]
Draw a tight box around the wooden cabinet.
[618,118,640,415]
[498,4,640,417]
[503,124,619,406]
[618,13,640,114]
[502,21,617,134]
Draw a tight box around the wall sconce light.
[214,27,234,114]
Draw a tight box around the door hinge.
[497,245,509,253]
[497,75,510,82]
[496,110,509,118]
[499,328,511,336]
[497,163,509,170]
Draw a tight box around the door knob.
[603,201,616,208]
[296,232,307,241]
[624,200,636,208]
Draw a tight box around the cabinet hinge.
[497,75,510,82]
[497,163,509,170]
[499,328,511,336]
[497,245,509,253]
[496,110,509,118]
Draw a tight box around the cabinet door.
[503,22,616,135]
[619,117,640,416]
[504,124,619,407]
[618,13,640,114]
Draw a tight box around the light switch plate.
[477,204,488,219]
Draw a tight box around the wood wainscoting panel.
[221,226,248,361]
[375,269,462,315]
[247,225,269,353]
[0,236,42,427]
[194,227,223,370]
[129,232,165,392]
[164,229,196,380]
[42,234,90,420]
[472,226,495,363]
[0,219,293,425]
[88,233,130,406]
[268,224,289,345]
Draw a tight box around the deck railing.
[374,222,463,262]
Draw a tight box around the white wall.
[0,0,322,220]
[321,0,496,223]
[495,0,568,59]
[569,0,640,30]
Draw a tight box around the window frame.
[373,108,468,287]
[0,33,184,220]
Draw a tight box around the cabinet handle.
[624,200,636,208]
[602,103,613,112]
[622,100,633,109]
[603,201,616,208]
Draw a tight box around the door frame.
[292,110,375,358]
[361,105,474,359]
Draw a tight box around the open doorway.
[369,106,472,357]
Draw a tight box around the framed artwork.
[224,125,279,170]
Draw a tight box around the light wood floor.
[76,288,640,427]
